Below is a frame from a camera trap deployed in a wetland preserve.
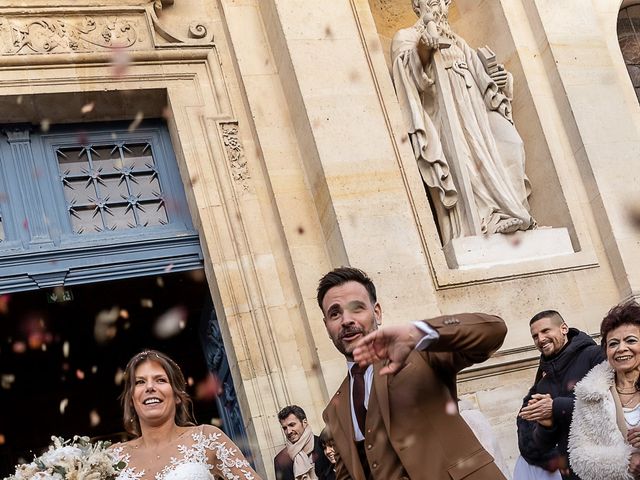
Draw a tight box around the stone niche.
[367,0,585,273]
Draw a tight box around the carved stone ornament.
[150,0,213,46]
[0,15,148,55]
[221,123,250,192]
[0,0,212,56]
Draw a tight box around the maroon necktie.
[350,364,367,435]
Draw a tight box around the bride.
[111,350,262,480]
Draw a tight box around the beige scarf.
[285,425,318,480]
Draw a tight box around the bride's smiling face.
[133,360,178,425]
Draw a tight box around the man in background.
[274,405,335,480]
[518,310,604,479]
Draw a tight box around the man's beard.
[333,316,377,359]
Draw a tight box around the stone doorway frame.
[0,4,313,474]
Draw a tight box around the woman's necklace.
[619,391,640,408]
[616,385,639,395]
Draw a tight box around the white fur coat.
[568,360,634,480]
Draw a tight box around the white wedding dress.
[112,425,255,480]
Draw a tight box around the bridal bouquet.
[4,436,125,480]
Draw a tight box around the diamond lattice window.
[57,142,168,234]
[619,5,640,102]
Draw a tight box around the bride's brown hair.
[120,350,196,436]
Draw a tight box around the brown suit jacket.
[323,313,508,480]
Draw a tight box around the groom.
[319,266,507,480]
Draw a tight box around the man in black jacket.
[517,310,605,479]
[274,405,335,480]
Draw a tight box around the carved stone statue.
[391,0,536,243]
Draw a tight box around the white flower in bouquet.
[3,436,125,480]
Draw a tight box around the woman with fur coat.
[568,302,640,479]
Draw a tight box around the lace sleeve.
[200,425,261,480]
[108,445,145,480]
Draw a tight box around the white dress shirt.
[347,321,439,441]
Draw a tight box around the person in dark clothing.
[517,310,605,480]
[274,405,335,480]
[318,427,337,477]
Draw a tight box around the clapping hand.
[629,427,640,449]
[352,324,423,375]
[519,393,553,427]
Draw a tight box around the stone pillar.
[256,0,440,322]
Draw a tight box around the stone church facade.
[0,0,638,477]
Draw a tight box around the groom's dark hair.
[316,267,377,312]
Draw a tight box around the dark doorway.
[0,270,223,476]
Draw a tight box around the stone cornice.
[0,1,212,57]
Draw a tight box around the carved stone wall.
[0,15,146,54]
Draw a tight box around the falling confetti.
[12,341,27,353]
[188,269,206,283]
[89,409,101,427]
[94,306,120,344]
[629,203,640,230]
[110,47,131,78]
[140,298,153,308]
[156,277,165,288]
[76,369,85,380]
[59,398,69,415]
[81,102,95,114]
[91,365,98,374]
[210,418,223,427]
[63,341,70,358]
[152,306,188,339]
[445,399,457,415]
[114,368,124,386]
[164,263,174,273]
[128,111,144,132]
[508,234,522,248]
[40,119,51,133]
[0,294,10,314]
[195,373,223,401]
[76,131,88,145]
[23,315,53,350]
[1,374,15,390]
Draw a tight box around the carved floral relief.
[221,123,250,192]
[0,15,149,55]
